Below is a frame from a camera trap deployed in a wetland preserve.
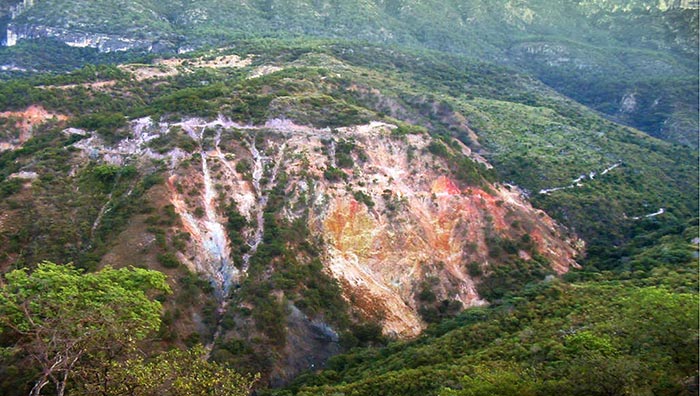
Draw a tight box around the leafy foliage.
[85,345,259,396]
[0,262,170,396]
[3,0,697,145]
[0,22,696,393]
[281,279,698,396]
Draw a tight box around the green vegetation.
[334,139,360,169]
[0,262,169,396]
[0,39,148,75]
[169,150,356,377]
[223,200,249,268]
[478,233,554,301]
[2,0,697,145]
[323,166,346,182]
[93,346,259,396]
[147,127,198,153]
[0,18,696,392]
[0,134,161,270]
[279,271,698,396]
[157,252,181,269]
[0,262,257,396]
[352,191,374,209]
[71,112,127,143]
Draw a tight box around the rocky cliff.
[0,101,583,381]
[5,22,161,51]
[61,114,581,338]
[1,0,696,145]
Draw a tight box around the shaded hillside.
[0,0,697,145]
[279,262,699,396]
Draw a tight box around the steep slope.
[0,43,696,387]
[0,113,579,383]
[68,116,579,337]
[280,277,699,396]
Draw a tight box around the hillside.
[280,273,698,396]
[0,0,697,146]
[0,38,697,393]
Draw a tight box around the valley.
[0,2,696,395]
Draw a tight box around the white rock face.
[9,171,38,179]
[4,27,17,46]
[620,92,638,113]
[4,0,35,46]
[3,23,154,52]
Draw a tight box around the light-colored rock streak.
[241,139,265,270]
[201,146,237,294]
[91,193,113,237]
[250,139,264,197]
[539,162,622,195]
[631,208,665,220]
[601,162,621,175]
[166,120,240,297]
[9,0,34,21]
[328,140,337,168]
[213,129,236,176]
[70,114,581,340]
[241,139,286,271]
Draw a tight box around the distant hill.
[0,0,697,146]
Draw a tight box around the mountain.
[0,0,698,146]
[0,2,697,395]
[0,40,697,392]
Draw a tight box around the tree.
[90,345,259,396]
[0,262,170,396]
[566,355,650,396]
[619,287,699,372]
[439,363,541,396]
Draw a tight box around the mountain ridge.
[0,5,697,394]
[0,0,698,146]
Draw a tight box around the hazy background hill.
[0,0,698,146]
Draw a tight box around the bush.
[353,191,375,208]
[467,261,483,277]
[324,167,346,182]
[71,112,127,144]
[157,252,181,269]
[427,140,450,158]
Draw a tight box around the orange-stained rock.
[431,175,461,196]
[153,118,581,338]
[0,105,68,151]
[0,105,68,141]
[299,124,581,337]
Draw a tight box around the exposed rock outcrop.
[0,105,67,151]
[5,23,161,52]
[71,115,580,338]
